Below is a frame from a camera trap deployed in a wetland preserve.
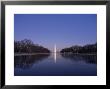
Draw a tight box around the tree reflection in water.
[61,53,97,64]
[14,54,50,69]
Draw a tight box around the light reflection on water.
[14,53,97,76]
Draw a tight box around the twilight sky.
[14,14,97,51]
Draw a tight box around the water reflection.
[61,53,97,64]
[54,52,57,63]
[14,54,50,69]
[14,53,97,76]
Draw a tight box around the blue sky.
[14,14,97,51]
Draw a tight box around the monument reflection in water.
[14,45,97,76]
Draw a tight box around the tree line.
[14,39,50,53]
[60,43,97,54]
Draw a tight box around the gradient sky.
[14,14,97,51]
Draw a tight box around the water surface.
[14,53,97,76]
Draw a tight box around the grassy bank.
[14,53,50,56]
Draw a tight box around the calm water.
[14,53,97,76]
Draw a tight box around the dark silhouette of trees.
[60,43,97,54]
[14,39,50,53]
